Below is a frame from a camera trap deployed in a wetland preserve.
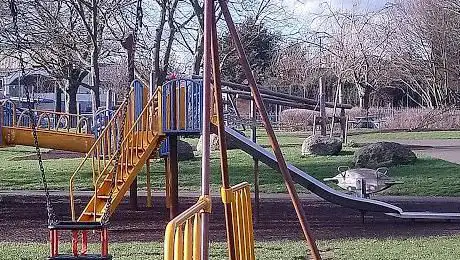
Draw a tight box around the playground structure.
[3,75,460,257]
[3,0,460,259]
[3,76,460,258]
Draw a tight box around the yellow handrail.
[91,89,160,190]
[69,87,135,221]
[69,87,161,221]
[164,196,211,260]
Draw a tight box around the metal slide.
[223,126,460,220]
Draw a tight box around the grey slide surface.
[224,126,403,214]
[223,126,460,219]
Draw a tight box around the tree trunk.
[67,86,78,115]
[122,33,137,210]
[192,34,204,75]
[91,48,101,114]
[90,0,100,114]
[358,84,371,109]
[152,3,167,86]
[55,86,62,112]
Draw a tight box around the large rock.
[353,141,417,168]
[196,130,245,152]
[301,135,343,156]
[177,140,195,161]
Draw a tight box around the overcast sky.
[287,0,388,15]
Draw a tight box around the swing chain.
[9,0,56,225]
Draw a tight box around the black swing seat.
[48,221,112,260]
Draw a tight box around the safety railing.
[162,79,202,134]
[164,196,211,260]
[69,82,160,221]
[1,99,91,134]
[92,108,116,138]
[1,99,18,126]
[225,182,255,260]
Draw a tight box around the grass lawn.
[1,131,460,196]
[2,235,460,260]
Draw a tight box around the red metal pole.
[218,1,322,259]
[81,231,88,255]
[101,228,108,257]
[72,230,78,256]
[49,230,56,257]
[54,230,59,256]
[209,4,236,259]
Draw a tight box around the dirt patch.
[10,150,84,161]
[1,194,460,243]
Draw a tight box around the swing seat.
[48,221,112,260]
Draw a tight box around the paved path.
[401,139,460,164]
[364,139,460,164]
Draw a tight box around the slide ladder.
[70,82,165,222]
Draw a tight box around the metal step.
[96,195,110,200]
[82,212,103,217]
[103,178,125,184]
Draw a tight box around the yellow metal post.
[183,219,193,260]
[146,159,152,208]
[174,227,184,260]
[158,88,163,135]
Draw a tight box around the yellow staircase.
[70,87,165,222]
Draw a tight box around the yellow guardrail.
[221,182,255,260]
[164,196,211,260]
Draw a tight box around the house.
[0,58,114,113]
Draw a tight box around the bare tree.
[389,0,460,108]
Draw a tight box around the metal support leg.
[146,159,152,208]
[168,135,179,219]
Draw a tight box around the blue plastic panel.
[162,79,203,135]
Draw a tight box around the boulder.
[353,141,417,168]
[177,140,195,161]
[196,130,246,152]
[301,135,343,156]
